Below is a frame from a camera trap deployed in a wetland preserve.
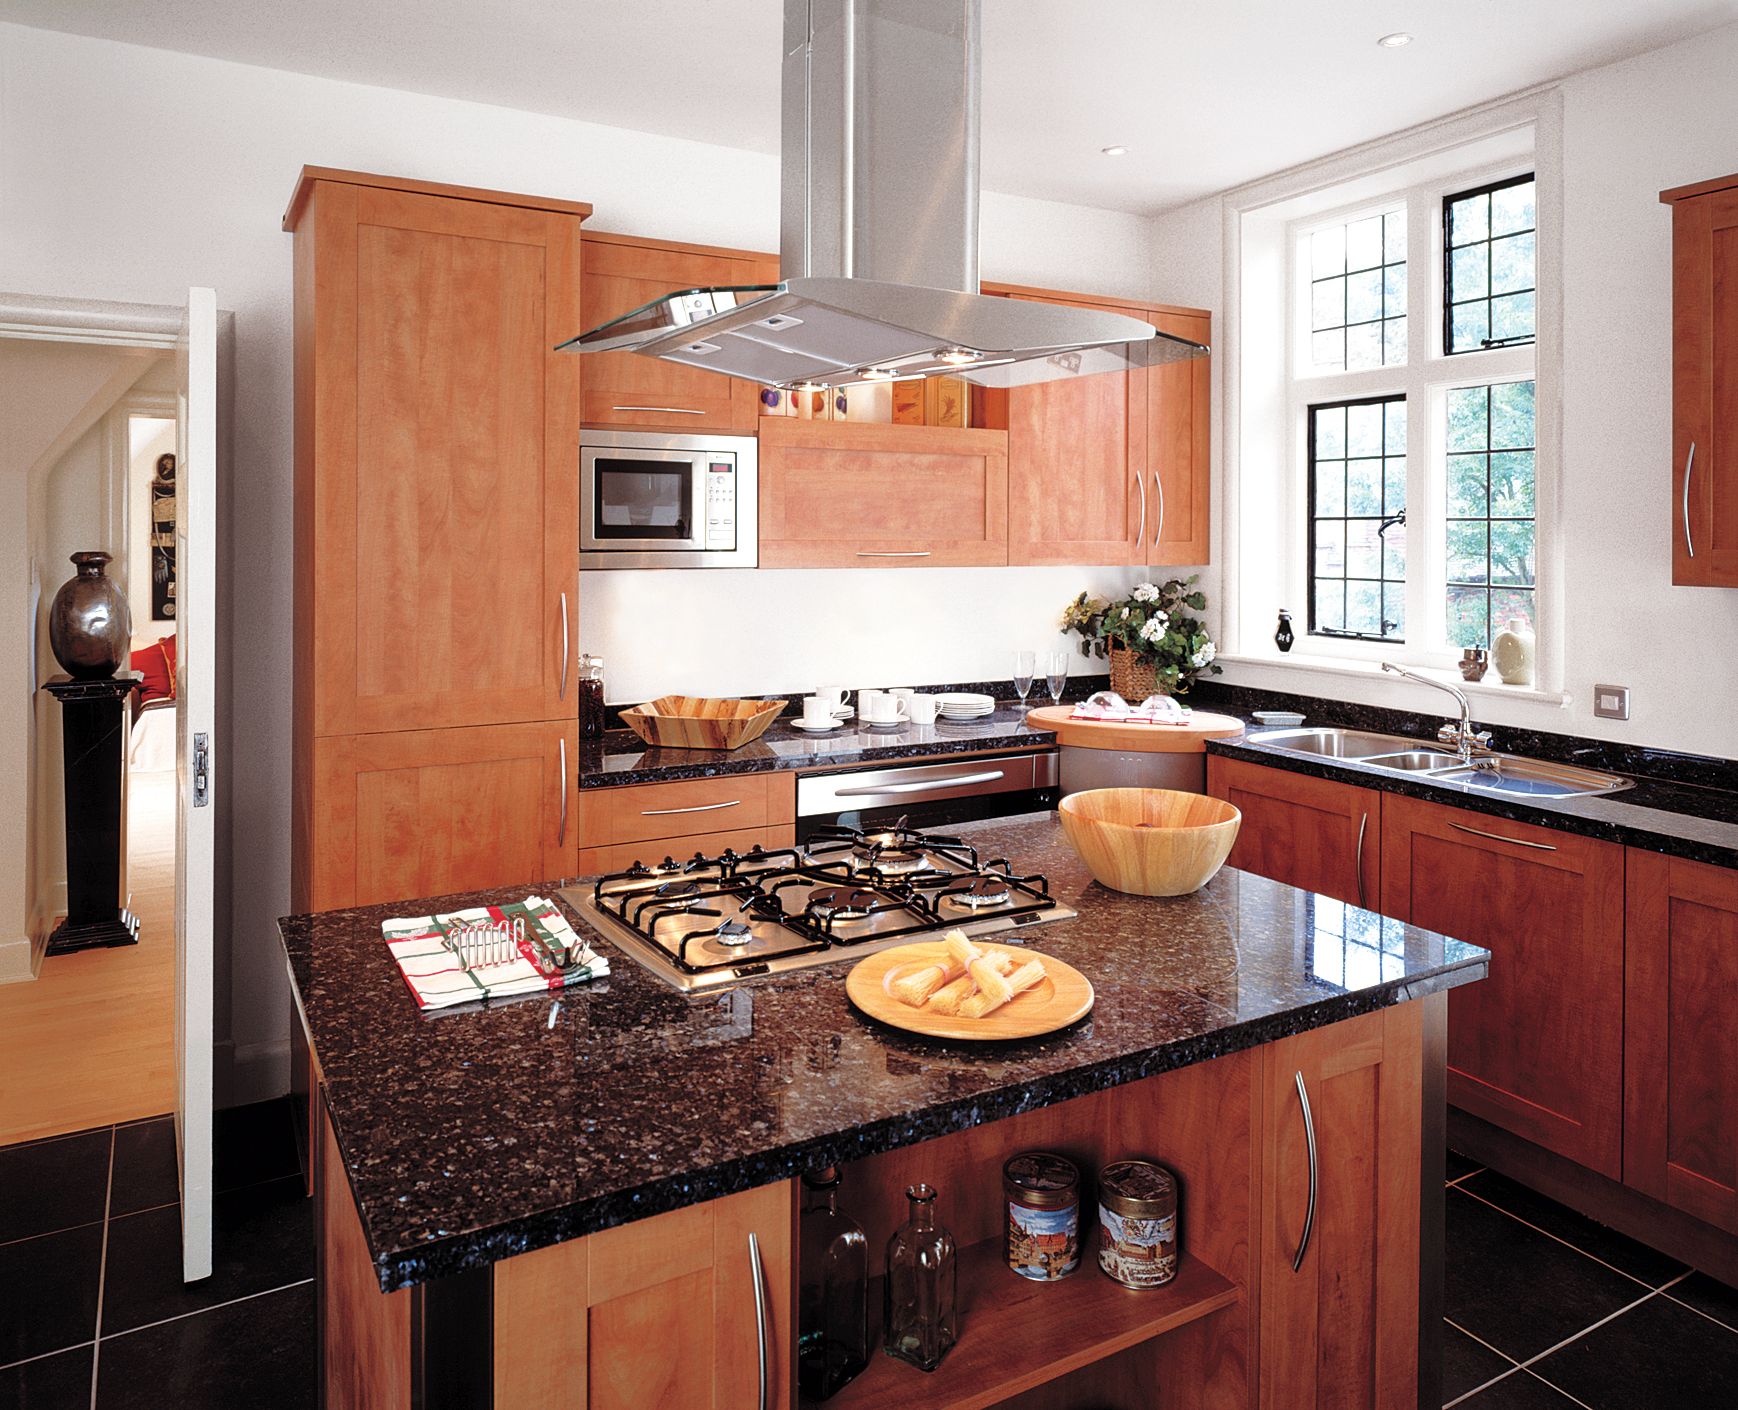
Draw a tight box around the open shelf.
[813,1237,1238,1410]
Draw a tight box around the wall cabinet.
[1661,172,1738,587]
[1259,1004,1421,1410]
[1381,793,1624,1179]
[758,419,1010,567]
[1625,849,1738,1232]
[581,230,776,433]
[1206,755,1379,909]
[1149,309,1213,565]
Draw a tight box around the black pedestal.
[43,673,144,956]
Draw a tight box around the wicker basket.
[1108,645,1159,701]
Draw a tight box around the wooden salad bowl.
[620,694,786,751]
[1059,788,1242,897]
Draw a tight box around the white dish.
[1251,711,1306,727]
[832,706,852,720]
[937,692,995,708]
[861,720,907,731]
[790,718,846,733]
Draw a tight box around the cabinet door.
[758,418,1010,567]
[581,232,774,432]
[308,720,578,910]
[491,1181,795,1410]
[1149,310,1212,566]
[1381,794,1623,1177]
[1004,294,1147,566]
[1625,849,1738,1232]
[1260,1004,1421,1410]
[1668,187,1738,587]
[1206,757,1378,909]
[305,182,580,737]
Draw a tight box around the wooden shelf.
[814,1238,1238,1410]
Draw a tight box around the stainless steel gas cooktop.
[560,820,1075,992]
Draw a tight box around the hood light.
[1377,32,1412,48]
[936,348,980,366]
[1101,144,1129,157]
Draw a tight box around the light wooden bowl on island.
[1058,788,1242,897]
[619,695,786,751]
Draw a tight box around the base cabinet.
[1625,849,1738,1232]
[1206,756,1379,909]
[1381,794,1624,1178]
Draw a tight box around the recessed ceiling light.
[1377,31,1413,48]
[1101,144,1129,157]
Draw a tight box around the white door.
[175,288,217,1282]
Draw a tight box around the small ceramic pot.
[48,551,131,680]
[1459,648,1489,683]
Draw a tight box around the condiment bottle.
[798,1168,868,1400]
[883,1183,957,1372]
[577,653,606,738]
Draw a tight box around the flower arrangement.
[1060,576,1221,696]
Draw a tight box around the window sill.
[1215,651,1571,708]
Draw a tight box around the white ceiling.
[5,0,1736,214]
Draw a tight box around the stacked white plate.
[937,692,996,721]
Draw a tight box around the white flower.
[1131,582,1160,603]
[1118,605,1131,619]
[1138,613,1168,643]
[1190,641,1217,669]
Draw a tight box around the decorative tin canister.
[1097,1160,1178,1289]
[1003,1151,1080,1281]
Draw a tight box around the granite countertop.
[579,706,1056,788]
[281,811,1486,1293]
[1208,730,1738,871]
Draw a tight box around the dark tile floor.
[1442,1155,1738,1408]
[0,1101,311,1410]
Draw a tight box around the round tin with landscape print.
[1003,1151,1081,1281]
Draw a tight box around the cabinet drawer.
[577,824,796,877]
[578,773,796,847]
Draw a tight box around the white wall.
[1154,21,1738,760]
[0,23,1162,1098]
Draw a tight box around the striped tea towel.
[382,896,610,1011]
[1069,703,1195,725]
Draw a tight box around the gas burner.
[806,886,881,921]
[651,879,704,909]
[713,919,754,947]
[943,876,1013,909]
[847,847,930,876]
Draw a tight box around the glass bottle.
[1274,609,1295,654]
[797,1168,868,1401]
[883,1183,957,1373]
[577,653,606,738]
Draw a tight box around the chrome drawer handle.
[640,799,741,816]
[612,405,705,415]
[1684,441,1697,559]
[748,1232,770,1410]
[559,591,570,701]
[1152,469,1166,546]
[557,738,568,847]
[1355,812,1368,909]
[1293,1070,1318,1272]
[856,550,932,557]
[834,770,1006,798]
[1449,821,1556,852]
[1134,469,1147,546]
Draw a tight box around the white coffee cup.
[857,689,885,717]
[814,686,849,712]
[799,695,836,726]
[862,693,909,725]
[905,693,941,725]
[889,687,916,702]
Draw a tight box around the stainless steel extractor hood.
[557,0,1207,389]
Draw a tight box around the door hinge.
[193,733,211,808]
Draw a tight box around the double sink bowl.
[1250,728,1634,800]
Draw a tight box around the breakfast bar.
[283,811,1486,1410]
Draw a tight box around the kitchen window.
[1444,175,1537,354]
[1307,396,1408,642]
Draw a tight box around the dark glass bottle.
[798,1168,868,1400]
[883,1183,957,1373]
[1274,609,1295,654]
[578,653,606,738]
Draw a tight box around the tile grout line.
[97,1277,316,1345]
[0,1340,96,1374]
[1509,1281,1670,1379]
[1660,1281,1738,1338]
[89,1127,116,1410]
[1452,1180,1674,1290]
[1511,1365,1600,1410]
[1445,1167,1484,1187]
[1440,1318,1524,1407]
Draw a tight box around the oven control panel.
[704,459,735,549]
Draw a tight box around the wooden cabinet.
[1381,793,1624,1178]
[1258,1004,1421,1410]
[576,772,797,874]
[309,721,578,909]
[581,230,775,433]
[1625,849,1738,1232]
[1661,172,1738,587]
[1207,756,1379,909]
[758,419,1009,567]
[287,169,589,913]
[1149,309,1213,565]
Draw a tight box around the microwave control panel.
[704,459,735,549]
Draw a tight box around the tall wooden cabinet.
[1661,172,1738,588]
[287,169,588,910]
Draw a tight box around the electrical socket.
[1593,684,1631,721]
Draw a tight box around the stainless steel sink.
[1250,727,1633,799]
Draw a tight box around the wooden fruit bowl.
[620,695,786,751]
[1058,788,1241,897]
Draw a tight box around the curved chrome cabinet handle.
[748,1231,770,1410]
[1152,469,1167,547]
[1293,1070,1318,1271]
[1134,469,1147,547]
[1355,812,1368,909]
[1449,821,1556,852]
[612,405,705,415]
[640,799,741,817]
[559,592,570,701]
[557,737,568,848]
[1684,442,1697,559]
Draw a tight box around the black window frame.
[1306,392,1409,645]
[1442,172,1537,356]
[1445,378,1538,651]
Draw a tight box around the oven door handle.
[833,769,1006,798]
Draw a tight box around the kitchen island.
[282,812,1486,1410]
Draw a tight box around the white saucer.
[791,718,846,732]
[861,719,908,730]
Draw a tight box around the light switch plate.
[1593,684,1631,721]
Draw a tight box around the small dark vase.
[49,551,131,680]
[1274,609,1295,654]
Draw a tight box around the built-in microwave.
[579,428,758,569]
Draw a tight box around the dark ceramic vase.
[49,551,131,680]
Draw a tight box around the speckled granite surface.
[579,706,1057,787]
[281,812,1486,1292]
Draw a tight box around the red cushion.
[132,635,177,704]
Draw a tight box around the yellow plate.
[845,941,1094,1041]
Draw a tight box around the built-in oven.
[795,750,1060,842]
[580,428,758,569]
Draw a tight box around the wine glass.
[1012,650,1036,704]
[1045,650,1069,704]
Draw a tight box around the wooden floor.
[0,767,178,1144]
